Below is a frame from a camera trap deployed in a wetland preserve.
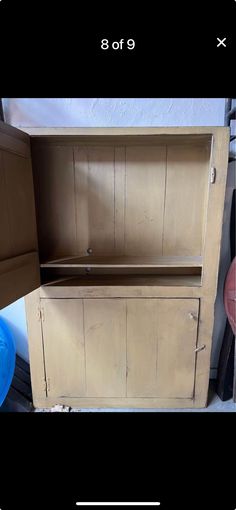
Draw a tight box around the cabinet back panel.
[125,146,166,255]
[163,145,210,256]
[31,139,210,262]
[75,147,116,255]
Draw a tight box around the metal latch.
[194,344,206,353]
[210,167,216,184]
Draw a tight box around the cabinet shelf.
[41,255,203,269]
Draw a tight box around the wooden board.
[127,299,159,397]
[41,299,86,398]
[0,253,40,310]
[125,146,166,255]
[155,299,199,398]
[127,299,199,398]
[20,126,216,139]
[38,297,199,401]
[41,255,203,268]
[32,144,76,261]
[84,299,126,397]
[0,121,40,310]
[2,151,38,257]
[163,145,210,256]
[25,289,47,403]
[31,138,212,263]
[74,147,116,255]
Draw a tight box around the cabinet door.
[41,297,198,401]
[127,299,199,398]
[0,121,40,309]
[41,298,126,399]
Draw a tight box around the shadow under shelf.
[40,255,202,287]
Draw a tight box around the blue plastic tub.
[0,318,16,406]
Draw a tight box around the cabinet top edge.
[17,126,230,137]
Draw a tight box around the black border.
[0,1,235,96]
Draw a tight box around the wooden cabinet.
[0,122,230,408]
[41,297,199,401]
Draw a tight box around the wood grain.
[0,252,40,310]
[0,123,40,310]
[74,146,115,255]
[19,126,229,409]
[32,144,76,260]
[125,146,166,255]
[41,255,203,268]
[42,299,86,398]
[84,299,126,397]
[163,144,210,256]
[25,289,47,404]
[127,299,199,398]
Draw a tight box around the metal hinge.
[37,306,45,321]
[210,167,216,184]
[43,379,47,392]
[43,378,50,394]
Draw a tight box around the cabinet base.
[33,396,207,410]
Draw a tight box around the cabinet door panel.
[42,299,86,398]
[84,299,126,397]
[127,298,199,398]
[41,297,198,401]
[0,121,40,309]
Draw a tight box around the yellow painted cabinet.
[0,123,228,408]
[41,298,199,400]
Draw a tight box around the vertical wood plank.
[127,299,159,397]
[156,298,199,398]
[84,298,126,397]
[25,290,47,405]
[74,147,89,255]
[0,150,13,260]
[125,146,166,255]
[3,151,38,257]
[114,147,126,254]
[127,298,199,398]
[75,146,116,255]
[42,299,86,398]
[163,144,210,256]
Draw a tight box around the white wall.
[3,98,225,127]
[1,98,227,372]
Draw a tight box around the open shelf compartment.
[41,255,202,268]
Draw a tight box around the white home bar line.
[75,504,161,507]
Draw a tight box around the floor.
[35,381,236,412]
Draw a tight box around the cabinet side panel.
[32,144,76,260]
[195,129,230,406]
